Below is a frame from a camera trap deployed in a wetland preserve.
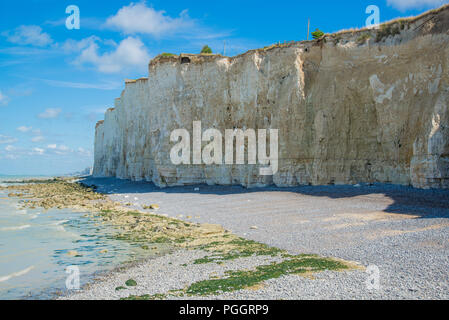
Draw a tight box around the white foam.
[1,225,31,231]
[0,266,35,283]
[29,212,41,220]
[55,226,66,232]
[50,220,69,226]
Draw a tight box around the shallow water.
[0,176,166,300]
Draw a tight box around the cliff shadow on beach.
[79,176,449,220]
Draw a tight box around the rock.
[67,250,79,257]
[250,226,259,230]
[125,279,137,287]
[143,204,160,210]
[99,249,108,254]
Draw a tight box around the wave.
[0,266,35,283]
[55,226,66,233]
[50,220,69,226]
[0,225,31,231]
[47,220,69,232]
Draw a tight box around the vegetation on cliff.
[311,28,325,39]
[200,45,213,54]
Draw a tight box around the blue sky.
[0,0,447,175]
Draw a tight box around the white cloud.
[2,142,81,160]
[75,37,150,73]
[31,136,44,143]
[59,36,101,53]
[32,147,45,155]
[2,25,53,47]
[0,91,9,106]
[17,127,45,143]
[17,126,32,133]
[5,145,15,152]
[0,135,18,144]
[39,78,121,90]
[46,144,72,155]
[77,147,92,157]
[3,144,23,159]
[0,87,32,106]
[38,108,61,119]
[4,154,18,160]
[44,17,103,30]
[387,0,447,11]
[105,2,194,36]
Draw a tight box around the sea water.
[0,176,164,300]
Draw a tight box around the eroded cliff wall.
[94,6,449,188]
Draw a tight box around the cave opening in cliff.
[181,57,191,64]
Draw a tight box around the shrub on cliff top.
[200,45,213,54]
[312,29,325,40]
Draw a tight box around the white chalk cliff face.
[94,6,449,189]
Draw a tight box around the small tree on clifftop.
[311,29,325,39]
[201,45,213,54]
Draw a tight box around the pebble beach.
[62,177,449,300]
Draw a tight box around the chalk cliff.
[94,5,449,189]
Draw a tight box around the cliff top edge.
[147,3,449,66]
